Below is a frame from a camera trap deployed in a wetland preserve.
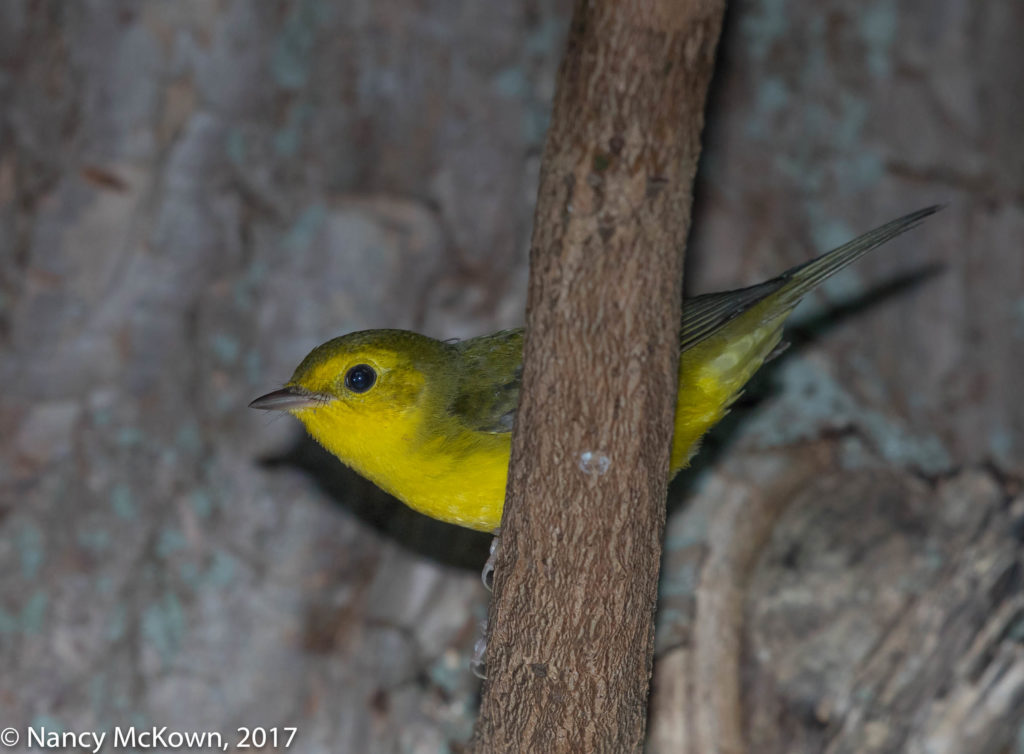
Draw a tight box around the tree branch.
[471,1,725,751]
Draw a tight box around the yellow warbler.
[251,207,938,532]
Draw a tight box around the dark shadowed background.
[1,2,1021,753]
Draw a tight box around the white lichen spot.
[578,450,611,476]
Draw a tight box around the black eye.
[344,364,377,393]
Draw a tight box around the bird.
[250,206,939,533]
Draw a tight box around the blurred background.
[1,1,1021,752]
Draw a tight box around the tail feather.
[775,205,942,307]
[670,205,940,474]
[680,205,941,353]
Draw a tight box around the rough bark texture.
[471,2,724,752]
[1,1,1022,753]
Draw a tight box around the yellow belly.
[393,433,511,532]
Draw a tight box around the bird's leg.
[470,618,488,679]
[471,529,501,677]
[481,528,501,591]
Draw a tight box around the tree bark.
[471,1,725,751]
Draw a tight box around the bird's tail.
[669,205,941,474]
[771,204,942,309]
[679,205,942,352]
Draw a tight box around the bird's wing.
[679,281,786,352]
[449,329,524,434]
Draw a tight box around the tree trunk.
[471,1,725,751]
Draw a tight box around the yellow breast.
[297,401,511,531]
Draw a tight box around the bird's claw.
[481,532,500,591]
[470,619,488,679]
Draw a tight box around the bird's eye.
[344,364,377,393]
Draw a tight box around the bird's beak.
[248,386,325,412]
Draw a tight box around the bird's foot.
[470,619,488,679]
[474,529,500,676]
[481,529,501,591]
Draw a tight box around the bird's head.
[250,329,449,461]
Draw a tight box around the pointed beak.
[248,386,325,412]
